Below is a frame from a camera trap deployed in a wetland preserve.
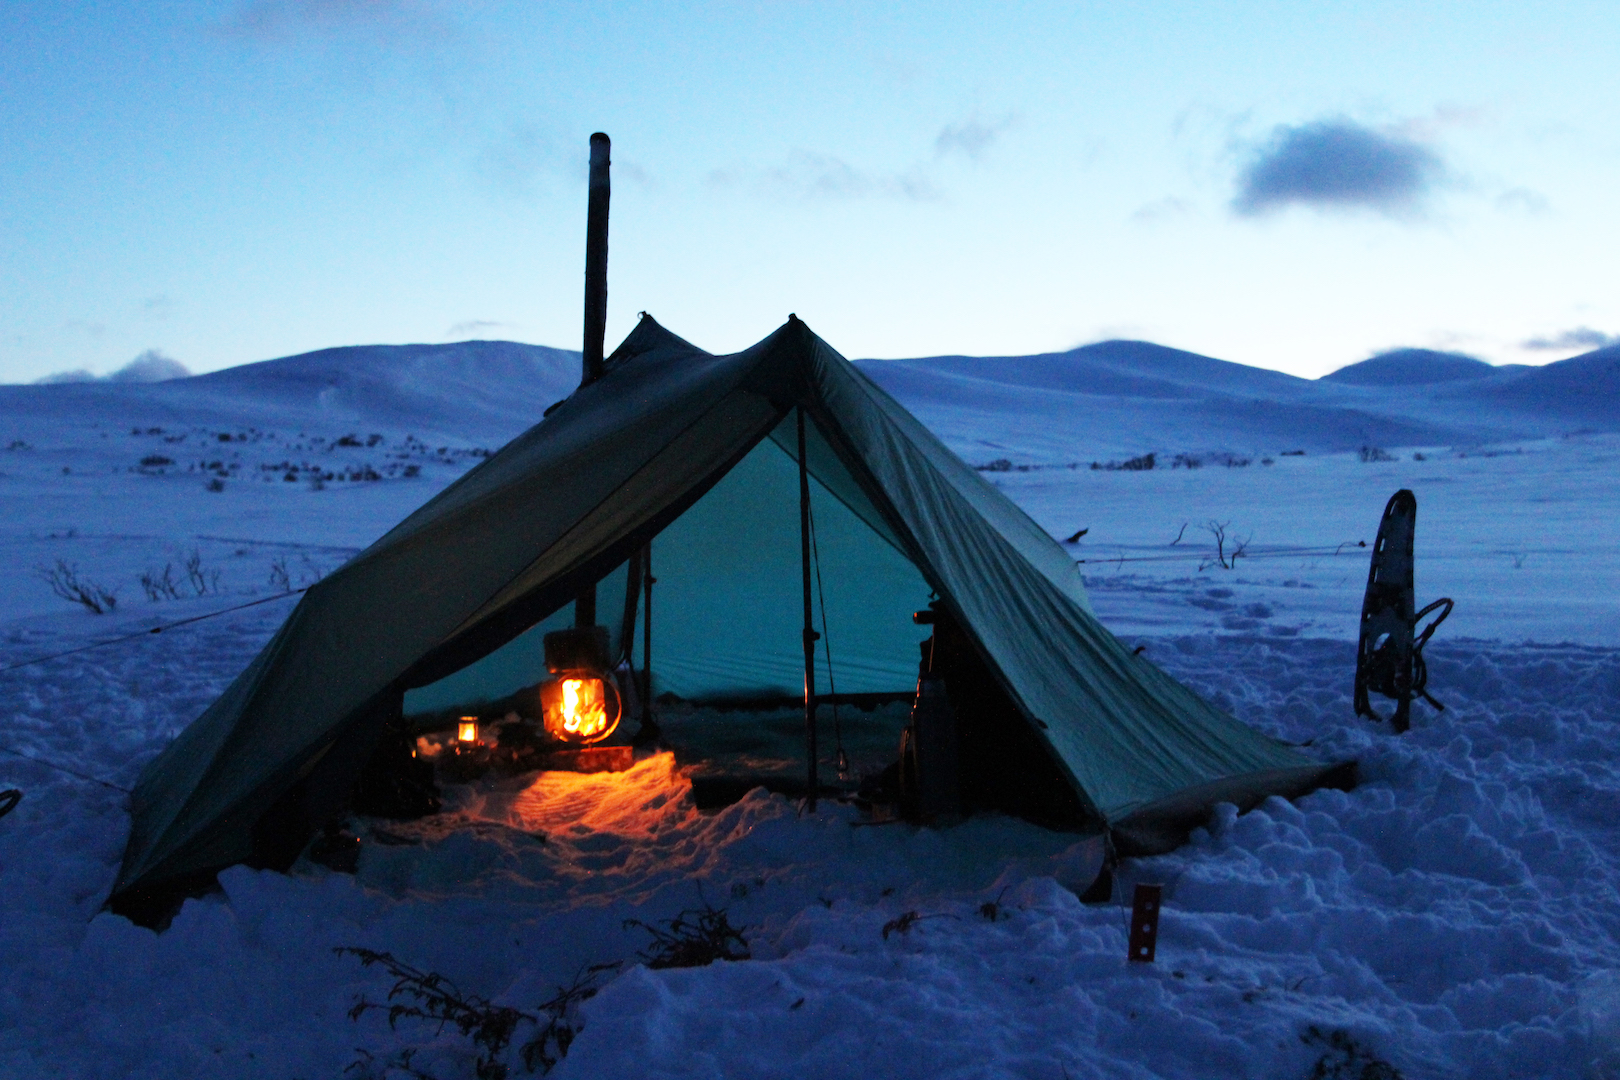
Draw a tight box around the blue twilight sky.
[3,1,1617,383]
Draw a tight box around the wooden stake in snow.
[1128,884,1162,963]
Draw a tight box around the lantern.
[540,627,622,745]
[456,717,480,744]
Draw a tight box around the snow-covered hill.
[0,340,581,440]
[2,329,1619,1079]
[1320,348,1500,386]
[855,339,1620,463]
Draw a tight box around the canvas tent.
[110,315,1348,919]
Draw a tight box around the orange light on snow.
[457,717,479,743]
[541,675,621,745]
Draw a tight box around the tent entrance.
[401,412,934,791]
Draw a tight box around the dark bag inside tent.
[109,316,1350,928]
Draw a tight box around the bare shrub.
[336,948,617,1078]
[138,564,182,601]
[880,910,954,938]
[183,549,221,595]
[624,900,750,968]
[1300,1026,1403,1079]
[1090,453,1156,472]
[1358,445,1396,463]
[1200,521,1251,570]
[978,888,1011,922]
[37,560,117,613]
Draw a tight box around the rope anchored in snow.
[0,747,130,793]
[0,587,309,676]
[1073,541,1367,567]
[0,590,312,795]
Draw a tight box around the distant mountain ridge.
[0,341,581,440]
[1322,349,1499,386]
[3,333,1613,461]
[853,338,1620,460]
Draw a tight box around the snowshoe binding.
[1354,489,1453,733]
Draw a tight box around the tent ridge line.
[429,317,826,650]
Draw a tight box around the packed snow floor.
[4,605,1619,1078]
[3,390,1620,1077]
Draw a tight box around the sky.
[2,1,1617,384]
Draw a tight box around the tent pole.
[576,132,611,624]
[637,542,660,744]
[798,407,819,811]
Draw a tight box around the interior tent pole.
[576,131,611,629]
[637,542,660,744]
[798,406,819,810]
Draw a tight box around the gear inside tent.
[109,314,1353,926]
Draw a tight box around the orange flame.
[558,678,608,740]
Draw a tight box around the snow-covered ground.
[2,336,1618,1078]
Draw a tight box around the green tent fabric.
[111,315,1345,909]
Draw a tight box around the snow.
[2,337,1619,1078]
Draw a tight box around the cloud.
[63,318,107,339]
[711,151,939,203]
[1233,118,1445,217]
[1130,196,1193,224]
[219,0,436,41]
[472,122,574,201]
[36,349,190,385]
[143,294,176,318]
[934,114,1016,161]
[1521,327,1619,352]
[1496,187,1550,215]
[445,320,506,338]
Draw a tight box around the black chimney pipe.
[575,132,611,628]
[581,132,611,387]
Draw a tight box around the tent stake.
[798,407,819,811]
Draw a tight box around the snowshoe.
[1354,489,1453,732]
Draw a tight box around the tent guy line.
[0,744,131,794]
[0,588,308,676]
[1074,542,1367,566]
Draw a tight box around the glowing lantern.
[540,627,622,745]
[456,717,480,744]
